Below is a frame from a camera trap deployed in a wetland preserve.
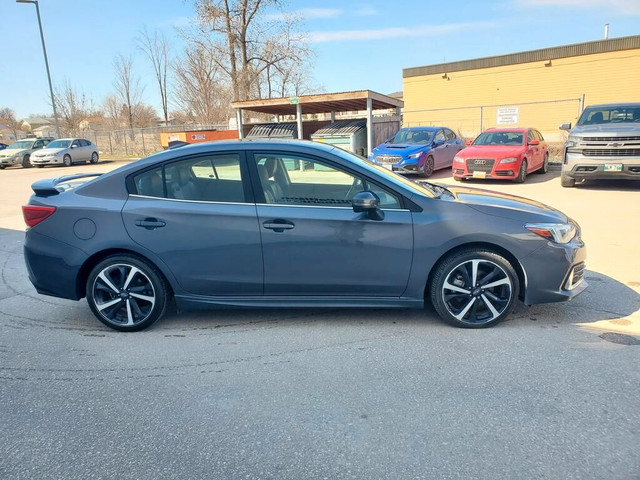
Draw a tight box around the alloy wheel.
[441,259,513,325]
[92,264,156,327]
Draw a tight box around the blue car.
[369,126,464,177]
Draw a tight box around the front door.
[251,153,414,296]
[431,129,448,169]
[122,152,263,296]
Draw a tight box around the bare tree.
[191,0,313,101]
[137,26,170,124]
[53,81,96,136]
[0,107,23,139]
[172,42,233,124]
[113,54,145,129]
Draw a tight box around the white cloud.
[309,21,495,43]
[519,0,640,14]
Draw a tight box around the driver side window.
[253,154,361,206]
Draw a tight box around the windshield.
[473,131,524,146]
[577,105,640,125]
[46,140,71,149]
[330,146,437,198]
[390,128,433,145]
[7,140,35,149]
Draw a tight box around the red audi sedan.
[452,128,549,183]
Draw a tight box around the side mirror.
[465,139,473,146]
[434,139,445,147]
[559,122,572,131]
[528,139,540,146]
[70,144,76,148]
[352,191,384,221]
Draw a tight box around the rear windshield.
[577,105,640,125]
[473,131,524,146]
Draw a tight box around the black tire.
[22,154,31,168]
[86,254,170,332]
[90,152,99,164]
[536,153,549,174]
[63,154,72,167]
[430,248,519,328]
[0,165,5,170]
[420,156,435,178]
[514,159,527,183]
[561,172,575,188]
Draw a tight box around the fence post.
[123,130,128,156]
[141,128,146,156]
[108,131,113,154]
[579,94,585,115]
[479,106,484,132]
[93,130,98,146]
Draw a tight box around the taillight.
[22,205,56,227]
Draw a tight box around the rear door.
[249,152,414,296]
[121,152,264,296]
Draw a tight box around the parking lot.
[1,161,639,479]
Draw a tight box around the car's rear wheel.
[514,159,527,183]
[22,154,31,168]
[86,255,169,332]
[430,248,519,328]
[536,153,549,174]
[420,156,434,178]
[90,152,99,164]
[63,154,72,167]
[561,172,575,188]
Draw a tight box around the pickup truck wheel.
[420,156,434,178]
[561,172,575,188]
[430,248,519,328]
[536,153,549,174]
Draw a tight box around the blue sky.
[3,0,639,119]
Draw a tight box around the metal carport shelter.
[231,90,404,156]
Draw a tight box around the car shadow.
[569,179,640,191]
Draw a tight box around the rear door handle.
[263,220,295,232]
[135,218,166,229]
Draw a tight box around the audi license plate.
[604,163,622,172]
[473,171,487,178]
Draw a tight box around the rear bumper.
[24,229,87,300]
[520,235,587,305]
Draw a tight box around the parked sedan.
[369,127,464,177]
[0,137,53,169]
[453,128,549,182]
[30,138,99,167]
[23,140,586,332]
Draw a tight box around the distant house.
[32,125,56,138]
[21,116,52,132]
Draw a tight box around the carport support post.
[330,111,335,123]
[296,103,303,140]
[236,109,244,139]
[366,97,373,157]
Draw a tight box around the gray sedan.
[23,140,587,331]
[30,138,99,167]
[0,137,52,168]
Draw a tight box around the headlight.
[408,152,423,159]
[565,135,579,149]
[453,155,464,163]
[499,157,519,164]
[525,223,577,244]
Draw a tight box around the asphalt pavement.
[0,162,638,479]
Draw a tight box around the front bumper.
[31,157,62,165]
[563,152,640,180]
[373,158,421,174]
[453,163,520,180]
[519,234,587,305]
[0,156,19,166]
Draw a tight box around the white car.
[30,138,99,167]
[0,137,53,169]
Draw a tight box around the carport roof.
[232,90,404,116]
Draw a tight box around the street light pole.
[17,0,61,138]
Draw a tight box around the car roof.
[401,126,440,131]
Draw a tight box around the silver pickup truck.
[559,102,640,187]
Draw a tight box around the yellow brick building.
[402,35,640,141]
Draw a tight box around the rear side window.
[133,154,245,203]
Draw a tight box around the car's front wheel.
[86,255,170,331]
[430,248,519,328]
[514,159,527,183]
[420,155,434,178]
[561,172,575,188]
[63,154,72,167]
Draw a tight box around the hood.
[443,185,568,223]
[570,123,640,136]
[458,145,524,159]
[372,143,430,157]
[33,148,66,157]
[0,149,27,157]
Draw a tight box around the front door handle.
[263,220,295,232]
[135,218,166,230]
